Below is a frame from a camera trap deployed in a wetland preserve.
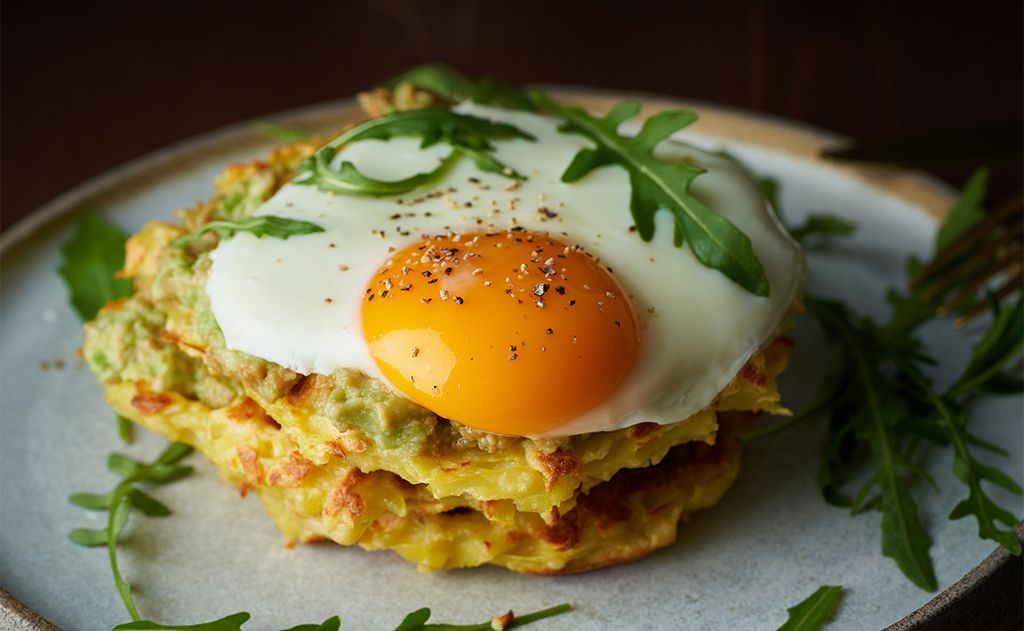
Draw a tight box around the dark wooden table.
[3,0,1021,229]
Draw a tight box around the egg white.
[206,102,803,437]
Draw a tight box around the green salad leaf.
[173,216,324,247]
[900,355,1023,555]
[276,615,342,631]
[117,415,135,444]
[385,63,533,110]
[300,149,462,196]
[296,109,534,196]
[392,603,571,631]
[808,297,938,591]
[60,214,137,442]
[746,169,1023,590]
[775,585,843,631]
[254,121,312,143]
[947,294,1024,398]
[112,605,569,631]
[934,166,988,251]
[531,92,769,296]
[788,215,857,242]
[59,213,135,321]
[69,442,195,620]
[113,613,251,631]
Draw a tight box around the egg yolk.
[361,230,640,436]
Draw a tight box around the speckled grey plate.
[2,90,1021,631]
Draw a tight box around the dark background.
[2,0,1022,229]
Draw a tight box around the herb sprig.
[109,603,569,631]
[59,213,135,322]
[775,586,843,631]
[391,604,571,631]
[296,109,535,197]
[747,169,1023,590]
[254,121,312,143]
[61,213,137,442]
[172,216,325,247]
[385,63,534,111]
[69,442,196,618]
[530,92,770,296]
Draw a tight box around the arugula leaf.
[899,360,1023,554]
[108,602,569,631]
[393,608,432,631]
[386,63,533,110]
[775,585,843,631]
[113,612,251,630]
[277,616,341,631]
[118,415,135,444]
[947,296,1024,398]
[810,297,938,591]
[297,109,534,197]
[156,441,194,465]
[747,168,1023,591]
[720,151,856,251]
[881,287,939,346]
[108,452,142,478]
[69,490,114,510]
[391,604,571,631]
[876,459,937,591]
[109,490,138,619]
[532,92,769,296]
[127,488,172,517]
[900,296,1024,555]
[788,215,857,242]
[254,121,311,143]
[332,109,533,163]
[173,216,324,248]
[935,166,988,252]
[301,149,461,196]
[796,285,1022,588]
[69,488,168,515]
[69,527,110,547]
[816,407,863,507]
[69,442,195,621]
[499,604,573,629]
[980,371,1024,395]
[59,212,135,321]
[57,220,138,447]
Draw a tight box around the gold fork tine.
[933,221,1024,309]
[911,193,1023,327]
[912,195,1023,290]
[953,263,1024,328]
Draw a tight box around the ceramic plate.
[1,90,1020,631]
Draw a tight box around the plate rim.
[2,87,1016,631]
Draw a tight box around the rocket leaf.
[173,216,324,247]
[775,585,843,631]
[296,109,534,196]
[385,63,533,110]
[531,92,769,296]
[59,213,135,321]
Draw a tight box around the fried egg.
[206,102,803,437]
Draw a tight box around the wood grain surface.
[2,0,1022,228]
